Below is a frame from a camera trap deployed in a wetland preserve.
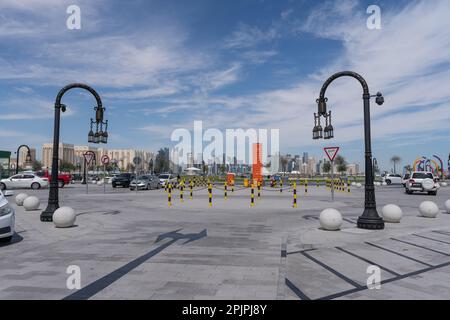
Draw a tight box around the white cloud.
[223,23,278,49]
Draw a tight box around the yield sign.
[324,147,340,162]
[83,152,95,166]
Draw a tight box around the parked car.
[0,191,14,243]
[36,170,72,188]
[130,175,161,190]
[382,174,403,185]
[402,173,410,187]
[112,173,135,188]
[405,171,439,195]
[158,174,177,187]
[0,173,48,191]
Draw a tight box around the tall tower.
[252,143,263,183]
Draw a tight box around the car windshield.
[412,173,433,179]
[159,174,170,179]
[118,174,130,178]
[137,176,149,180]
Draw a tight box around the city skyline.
[0,1,449,171]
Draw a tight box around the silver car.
[130,175,161,190]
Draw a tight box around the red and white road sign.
[101,155,110,165]
[324,147,340,162]
[83,152,95,165]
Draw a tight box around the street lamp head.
[375,92,384,106]
[25,151,32,163]
[101,130,108,144]
[93,131,101,144]
[317,97,328,116]
[313,113,323,140]
[323,111,334,139]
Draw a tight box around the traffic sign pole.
[324,147,340,202]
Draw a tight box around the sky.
[0,0,450,172]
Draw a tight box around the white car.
[0,191,15,243]
[405,171,439,195]
[158,174,177,187]
[0,173,49,191]
[382,174,403,185]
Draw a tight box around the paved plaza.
[1,182,450,300]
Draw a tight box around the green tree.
[60,161,75,173]
[322,161,331,174]
[31,160,43,172]
[154,148,170,173]
[335,155,347,175]
[391,156,401,174]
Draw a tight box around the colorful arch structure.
[412,155,444,178]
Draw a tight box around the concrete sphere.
[382,204,403,223]
[97,180,104,186]
[53,207,76,228]
[15,193,29,206]
[441,182,447,187]
[382,182,387,186]
[351,182,356,186]
[444,200,450,213]
[356,183,362,188]
[23,196,40,211]
[419,201,439,218]
[319,208,343,231]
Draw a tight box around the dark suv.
[112,173,135,188]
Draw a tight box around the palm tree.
[391,156,401,174]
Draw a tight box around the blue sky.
[1,0,450,172]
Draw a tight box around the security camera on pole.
[324,147,339,202]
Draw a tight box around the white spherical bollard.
[15,193,29,206]
[441,182,447,187]
[382,182,387,186]
[351,182,356,186]
[444,200,450,213]
[419,201,440,218]
[23,196,40,211]
[319,208,343,231]
[356,183,362,188]
[53,207,76,228]
[97,180,104,186]
[382,204,403,223]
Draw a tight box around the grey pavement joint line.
[285,279,310,300]
[318,261,450,300]
[276,238,288,300]
[390,238,450,256]
[301,251,364,289]
[335,247,400,277]
[412,234,450,245]
[432,230,450,237]
[364,242,433,267]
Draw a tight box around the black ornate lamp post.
[313,71,385,230]
[15,145,32,174]
[41,83,108,222]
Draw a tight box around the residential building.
[42,143,75,169]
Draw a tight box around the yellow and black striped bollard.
[257,181,261,199]
[180,181,184,203]
[208,182,212,207]
[305,180,308,195]
[251,183,255,207]
[189,180,193,199]
[224,182,228,200]
[293,181,297,208]
[168,183,172,207]
[280,179,283,193]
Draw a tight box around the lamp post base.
[357,210,384,230]
[40,204,59,222]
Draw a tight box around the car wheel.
[31,182,40,190]
[386,180,391,185]
[58,180,65,188]
[428,191,437,196]
[405,189,412,194]
[0,183,6,191]
[0,236,12,243]
[112,184,117,188]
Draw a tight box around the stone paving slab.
[1,183,450,299]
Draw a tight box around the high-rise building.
[42,143,75,169]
